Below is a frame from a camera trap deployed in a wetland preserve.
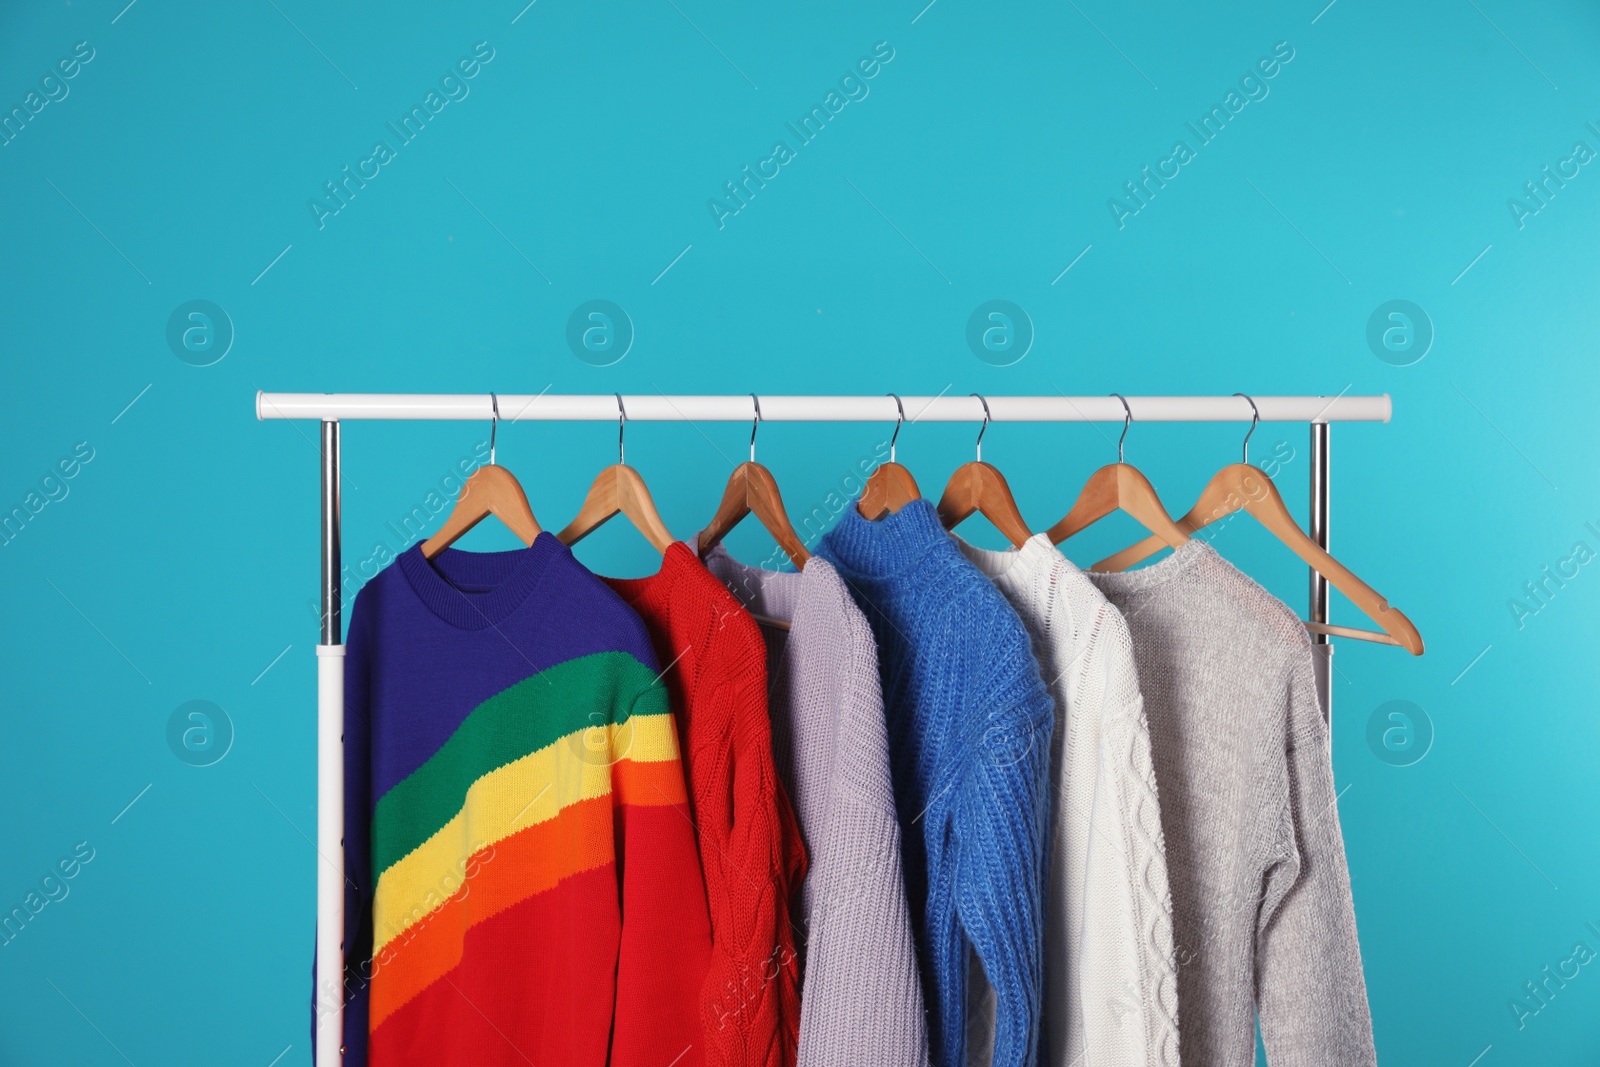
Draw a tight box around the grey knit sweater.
[701,544,930,1067]
[1084,540,1376,1067]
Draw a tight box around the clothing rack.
[256,391,1387,1067]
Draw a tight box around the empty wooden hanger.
[1047,394,1190,558]
[422,393,542,559]
[858,393,921,520]
[1095,395,1424,654]
[557,393,675,553]
[698,394,810,570]
[937,393,1031,547]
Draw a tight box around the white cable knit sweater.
[955,534,1180,1067]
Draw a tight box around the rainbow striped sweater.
[330,535,713,1066]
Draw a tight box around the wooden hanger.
[422,394,541,559]
[1047,394,1189,556]
[1095,396,1424,655]
[557,394,675,554]
[698,395,810,570]
[859,393,921,520]
[937,394,1031,547]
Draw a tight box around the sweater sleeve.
[690,616,806,1067]
[1078,610,1181,1067]
[1254,651,1377,1066]
[611,682,717,1067]
[796,609,929,1067]
[949,678,1054,1067]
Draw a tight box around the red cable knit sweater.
[605,543,807,1067]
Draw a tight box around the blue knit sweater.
[818,500,1054,1067]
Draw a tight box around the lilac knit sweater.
[701,544,929,1067]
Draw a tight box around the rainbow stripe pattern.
[332,536,712,1067]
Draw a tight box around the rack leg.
[315,420,346,1067]
[1309,421,1331,722]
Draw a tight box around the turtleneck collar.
[820,498,950,579]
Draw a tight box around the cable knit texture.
[955,534,1180,1067]
[1084,540,1376,1067]
[605,544,807,1067]
[701,544,931,1067]
[817,500,1055,1067]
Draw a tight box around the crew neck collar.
[1083,536,1213,597]
[601,540,699,605]
[398,533,560,630]
[821,498,948,578]
[698,541,806,623]
[952,531,1060,583]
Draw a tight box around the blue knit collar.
[398,532,561,630]
[821,497,950,578]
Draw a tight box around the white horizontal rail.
[256,392,1391,423]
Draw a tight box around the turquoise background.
[2,0,1597,1062]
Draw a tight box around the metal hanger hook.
[971,393,991,463]
[1111,393,1131,463]
[1234,393,1260,464]
[749,393,761,463]
[615,393,626,466]
[886,393,905,464]
[488,392,500,466]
